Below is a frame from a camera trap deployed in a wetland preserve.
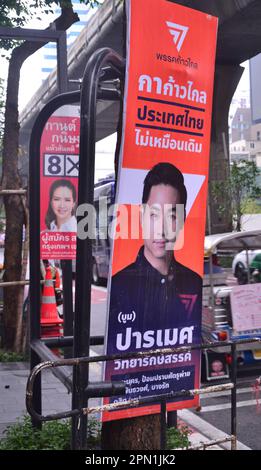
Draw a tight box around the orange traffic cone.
[41,266,62,325]
[54,267,61,289]
[41,266,63,355]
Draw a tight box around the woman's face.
[51,186,75,225]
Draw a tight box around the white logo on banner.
[166,21,189,52]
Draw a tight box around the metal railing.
[26,338,261,450]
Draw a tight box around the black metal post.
[231,342,237,449]
[43,335,104,347]
[57,31,68,93]
[29,101,43,429]
[0,26,62,41]
[167,410,177,428]
[60,260,73,358]
[160,398,167,450]
[72,48,124,450]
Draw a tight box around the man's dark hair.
[142,162,187,207]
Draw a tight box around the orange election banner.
[103,0,218,421]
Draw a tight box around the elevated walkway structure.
[19,0,261,232]
[19,0,124,156]
[20,0,261,138]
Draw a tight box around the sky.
[231,61,250,108]
[0,7,57,110]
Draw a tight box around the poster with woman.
[40,105,80,259]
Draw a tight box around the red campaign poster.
[40,105,80,260]
[103,0,218,421]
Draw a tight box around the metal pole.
[0,189,27,195]
[71,48,124,450]
[60,260,73,358]
[0,26,62,41]
[29,98,42,429]
[57,32,68,94]
[209,247,215,309]
[246,248,250,283]
[167,410,177,428]
[207,199,212,235]
[231,342,237,450]
[160,399,167,450]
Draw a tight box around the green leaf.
[0,415,101,450]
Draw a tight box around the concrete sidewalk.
[0,361,250,450]
[0,361,71,438]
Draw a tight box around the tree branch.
[10,3,79,67]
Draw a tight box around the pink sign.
[230,283,261,333]
[40,108,80,259]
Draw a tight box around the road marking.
[201,386,253,399]
[92,285,107,293]
[179,409,251,450]
[200,399,257,412]
[72,284,107,294]
[89,348,103,380]
[91,286,107,304]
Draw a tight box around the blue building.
[41,0,97,81]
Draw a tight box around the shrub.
[0,415,101,450]
[166,424,191,449]
[0,349,26,362]
[0,416,70,450]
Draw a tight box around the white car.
[232,249,261,284]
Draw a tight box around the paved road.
[191,373,261,450]
[90,285,107,338]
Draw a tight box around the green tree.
[211,160,261,232]
[0,0,101,351]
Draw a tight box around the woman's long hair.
[45,179,77,229]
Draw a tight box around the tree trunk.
[2,195,24,349]
[14,202,29,353]
[235,210,242,232]
[101,415,161,450]
[2,48,25,350]
[1,2,79,351]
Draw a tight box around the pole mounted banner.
[40,106,80,260]
[103,0,218,421]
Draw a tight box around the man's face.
[142,184,182,260]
